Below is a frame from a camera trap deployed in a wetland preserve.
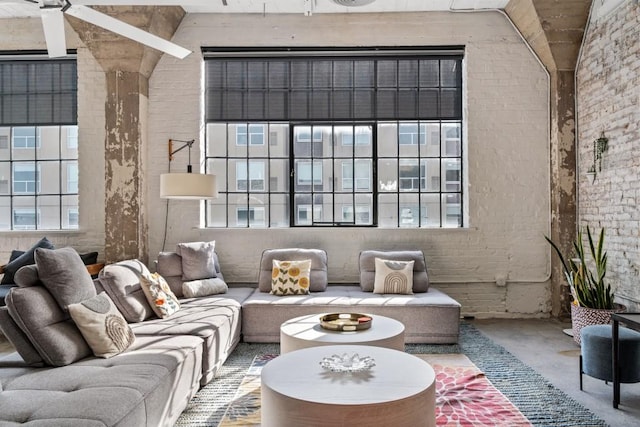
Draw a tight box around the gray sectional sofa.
[0,255,244,426]
[0,247,460,426]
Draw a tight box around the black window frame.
[204,47,464,228]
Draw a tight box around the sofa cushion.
[6,286,92,366]
[139,273,181,318]
[130,292,251,385]
[98,259,155,323]
[182,277,228,298]
[176,241,217,281]
[35,247,96,310]
[0,306,44,366]
[270,259,312,296]
[359,250,429,293]
[258,248,328,293]
[68,292,136,358]
[0,334,203,427]
[373,258,414,294]
[0,237,54,285]
[156,251,224,298]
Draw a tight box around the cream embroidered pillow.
[140,273,181,318]
[271,259,312,296]
[373,258,414,294]
[68,292,135,358]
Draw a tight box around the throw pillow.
[9,250,24,262]
[373,258,414,294]
[176,241,217,281]
[270,259,312,296]
[13,265,40,287]
[35,247,96,310]
[68,292,135,358]
[0,237,54,285]
[182,277,228,298]
[139,273,181,318]
[6,286,92,366]
[97,259,155,323]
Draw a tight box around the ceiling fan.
[0,0,218,59]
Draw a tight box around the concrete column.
[103,71,148,263]
[67,6,185,264]
[548,70,577,318]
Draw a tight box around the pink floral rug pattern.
[219,353,532,426]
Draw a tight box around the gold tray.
[320,313,372,332]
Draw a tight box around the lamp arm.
[168,139,195,161]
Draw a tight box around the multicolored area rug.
[218,353,532,427]
[175,323,607,427]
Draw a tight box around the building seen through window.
[204,49,463,228]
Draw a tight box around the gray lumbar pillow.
[176,241,217,281]
[35,247,96,310]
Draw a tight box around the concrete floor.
[1,319,638,426]
[473,318,640,427]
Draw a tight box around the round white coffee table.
[280,313,405,354]
[261,345,436,427]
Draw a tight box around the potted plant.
[545,226,624,344]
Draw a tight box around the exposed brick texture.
[577,1,640,311]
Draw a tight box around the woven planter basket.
[571,303,626,345]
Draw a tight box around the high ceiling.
[0,0,511,19]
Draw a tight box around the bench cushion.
[359,250,429,293]
[258,248,328,293]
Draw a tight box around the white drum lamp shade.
[160,172,217,199]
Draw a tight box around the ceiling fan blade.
[40,7,67,57]
[71,1,213,5]
[64,4,191,59]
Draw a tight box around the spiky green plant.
[545,226,614,309]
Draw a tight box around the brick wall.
[0,11,553,317]
[577,1,640,311]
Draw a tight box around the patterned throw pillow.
[68,292,135,358]
[139,273,181,318]
[270,259,312,296]
[373,258,414,294]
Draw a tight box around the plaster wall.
[0,19,105,260]
[148,11,551,317]
[576,0,640,311]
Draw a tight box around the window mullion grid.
[33,126,38,230]
[266,123,271,228]
[58,126,62,229]
[351,124,355,225]
[244,125,250,227]
[395,121,400,228]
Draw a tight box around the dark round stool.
[580,324,640,390]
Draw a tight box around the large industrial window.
[0,55,78,230]
[204,48,463,228]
